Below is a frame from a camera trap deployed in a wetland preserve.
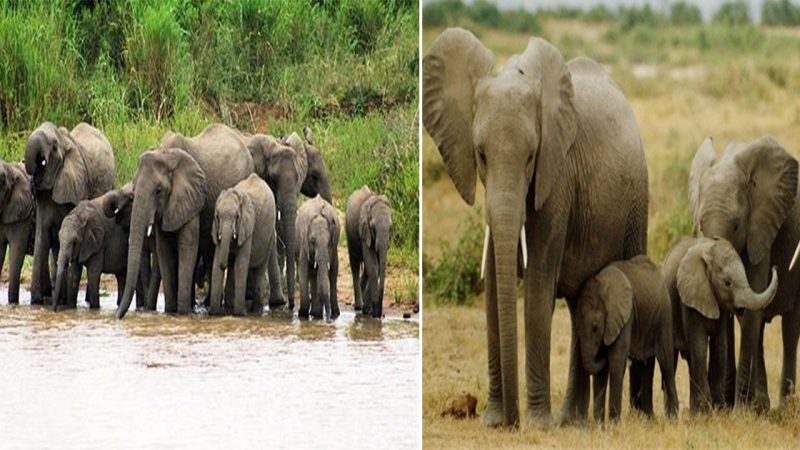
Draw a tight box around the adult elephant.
[24,122,116,306]
[689,135,800,411]
[0,161,34,304]
[116,123,254,319]
[240,129,332,310]
[422,29,648,427]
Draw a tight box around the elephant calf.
[0,161,34,304]
[52,193,129,310]
[296,196,340,320]
[346,186,392,318]
[576,255,678,421]
[663,236,778,412]
[210,174,283,316]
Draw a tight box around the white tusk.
[314,260,317,270]
[480,225,489,279]
[223,269,227,281]
[278,211,281,221]
[790,240,800,271]
[233,232,237,241]
[147,224,152,237]
[41,159,46,167]
[520,225,528,270]
[113,207,120,215]
[327,262,330,271]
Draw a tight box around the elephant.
[51,194,130,310]
[115,123,254,319]
[422,29,649,427]
[689,135,800,411]
[102,183,160,310]
[241,128,332,311]
[210,173,284,315]
[296,195,340,320]
[0,161,34,304]
[24,122,116,306]
[663,236,778,412]
[346,186,392,317]
[575,256,678,421]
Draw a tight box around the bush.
[713,1,751,25]
[618,4,666,32]
[762,0,800,26]
[424,210,483,305]
[670,2,703,25]
[584,4,615,23]
[421,0,466,28]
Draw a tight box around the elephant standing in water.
[24,122,116,307]
[346,186,392,317]
[663,236,778,412]
[689,135,800,411]
[422,29,649,427]
[296,195,340,320]
[116,124,254,319]
[0,161,34,304]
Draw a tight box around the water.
[0,289,420,449]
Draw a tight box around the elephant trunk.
[580,338,606,375]
[316,255,331,319]
[377,245,388,317]
[216,226,233,271]
[319,178,333,204]
[116,195,152,319]
[280,193,298,309]
[52,242,72,311]
[731,264,778,311]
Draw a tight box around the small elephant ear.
[677,241,720,319]
[52,129,87,205]
[101,191,121,219]
[422,28,494,206]
[78,205,106,263]
[596,265,633,346]
[237,192,255,246]
[517,38,577,211]
[734,135,798,265]
[2,164,33,223]
[689,137,716,232]
[246,134,278,176]
[359,197,374,248]
[325,204,340,245]
[162,148,207,232]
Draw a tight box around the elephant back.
[345,186,372,239]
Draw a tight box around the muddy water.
[0,289,420,449]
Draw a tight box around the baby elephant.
[576,255,679,421]
[0,161,34,304]
[296,195,340,320]
[663,236,777,412]
[52,193,129,310]
[210,174,283,316]
[346,186,392,317]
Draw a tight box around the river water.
[0,289,420,449]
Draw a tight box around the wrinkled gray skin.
[663,236,778,412]
[0,161,34,304]
[296,196,340,320]
[423,29,649,427]
[576,256,678,421]
[116,123,254,319]
[102,183,160,310]
[346,186,392,318]
[52,195,130,310]
[689,135,800,412]
[24,122,116,307]
[240,127,332,311]
[210,174,283,315]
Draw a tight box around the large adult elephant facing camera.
[689,135,800,411]
[116,123,254,319]
[423,29,648,427]
[24,122,116,306]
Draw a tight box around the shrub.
[618,4,666,32]
[584,4,615,23]
[421,0,466,28]
[713,1,751,25]
[424,210,483,305]
[670,2,703,25]
[762,0,800,26]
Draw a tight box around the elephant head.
[689,136,798,268]
[298,197,340,319]
[115,147,206,319]
[295,127,333,203]
[0,161,33,224]
[360,193,392,315]
[102,183,134,229]
[423,28,577,425]
[212,185,256,271]
[24,122,88,204]
[52,201,105,311]
[677,237,778,320]
[575,266,633,375]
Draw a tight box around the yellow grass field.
[422,19,800,447]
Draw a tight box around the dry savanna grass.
[423,19,800,447]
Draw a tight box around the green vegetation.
[0,0,418,263]
[762,0,800,25]
[423,210,482,305]
[422,0,540,33]
[713,0,751,25]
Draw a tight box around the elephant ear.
[596,265,633,346]
[78,205,106,263]
[677,241,719,319]
[304,126,314,145]
[359,196,376,248]
[52,129,87,205]
[284,132,309,182]
[101,191,122,219]
[689,137,716,232]
[247,134,278,176]
[517,38,577,211]
[237,192,255,246]
[2,164,33,223]
[422,28,494,206]
[161,148,207,232]
[734,135,799,265]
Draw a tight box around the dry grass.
[423,19,800,447]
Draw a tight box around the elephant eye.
[592,323,598,332]
[527,154,533,165]
[724,279,731,287]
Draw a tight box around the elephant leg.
[156,229,177,313]
[249,267,265,314]
[780,306,800,404]
[348,240,362,311]
[607,344,627,422]
[30,213,50,305]
[176,218,199,314]
[135,248,150,309]
[224,266,236,314]
[233,243,251,316]
[146,248,161,310]
[7,240,25,305]
[310,268,322,319]
[592,367,609,422]
[0,238,7,303]
[359,270,370,316]
[723,313,736,408]
[67,262,81,309]
[639,358,655,417]
[709,320,728,409]
[209,249,225,315]
[736,310,763,408]
[330,249,339,319]
[555,297,590,426]
[629,359,644,412]
[754,320,770,412]
[657,340,679,418]
[266,245,285,308]
[298,254,310,319]
[85,263,102,309]
[116,272,126,307]
[482,239,504,428]
[686,311,711,413]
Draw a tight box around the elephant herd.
[423,28,800,425]
[0,121,393,321]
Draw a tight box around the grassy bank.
[0,0,419,278]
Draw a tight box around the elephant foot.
[554,403,588,428]
[31,296,44,305]
[753,394,770,414]
[209,306,225,316]
[481,398,505,428]
[523,408,552,430]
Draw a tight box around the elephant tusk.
[314,260,317,270]
[114,207,120,215]
[233,232,237,241]
[278,211,281,221]
[790,240,800,271]
[520,225,528,270]
[41,159,46,167]
[480,225,489,279]
[147,224,153,237]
